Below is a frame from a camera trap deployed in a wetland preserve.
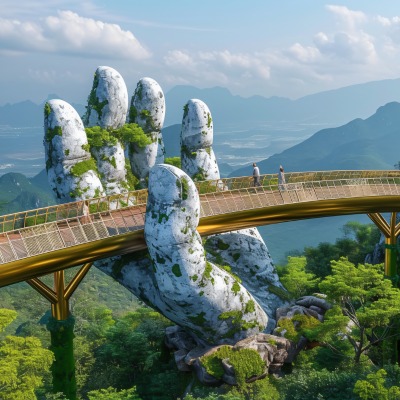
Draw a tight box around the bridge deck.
[1,170,400,286]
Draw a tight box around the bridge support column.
[27,263,92,400]
[368,212,400,365]
[368,212,400,279]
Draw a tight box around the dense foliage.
[0,221,399,399]
[297,221,381,278]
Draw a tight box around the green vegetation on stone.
[70,159,97,177]
[200,345,265,386]
[44,102,52,118]
[83,71,108,124]
[164,157,181,168]
[45,126,62,142]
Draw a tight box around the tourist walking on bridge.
[253,163,261,187]
[278,165,286,190]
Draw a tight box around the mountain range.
[163,78,400,128]
[231,101,400,177]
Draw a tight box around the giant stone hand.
[43,66,286,345]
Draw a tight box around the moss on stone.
[85,126,117,148]
[267,284,291,300]
[70,159,97,177]
[124,160,140,190]
[164,157,181,168]
[204,261,212,279]
[231,281,241,294]
[200,345,264,386]
[181,144,196,159]
[183,103,189,119]
[192,167,206,182]
[158,213,169,224]
[218,310,243,324]
[156,253,166,264]
[233,253,241,262]
[188,311,206,326]
[44,102,51,118]
[217,239,230,250]
[135,81,144,101]
[83,71,108,124]
[244,300,255,314]
[277,314,321,342]
[172,264,182,277]
[45,126,62,142]
[207,112,212,128]
[176,177,189,200]
[128,103,138,123]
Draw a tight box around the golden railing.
[1,170,400,268]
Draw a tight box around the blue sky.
[2,1,400,105]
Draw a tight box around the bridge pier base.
[27,263,92,399]
[47,315,76,399]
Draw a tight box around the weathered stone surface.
[205,228,288,332]
[273,296,331,355]
[144,164,268,344]
[43,71,292,373]
[181,99,219,181]
[128,77,166,183]
[84,66,128,129]
[165,332,300,385]
[44,99,104,202]
[91,142,129,195]
[165,325,198,351]
[295,295,332,311]
[179,98,287,332]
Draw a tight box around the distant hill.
[162,124,181,157]
[164,78,400,127]
[0,172,54,215]
[231,101,400,177]
[0,95,85,127]
[3,77,400,132]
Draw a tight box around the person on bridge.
[278,165,286,190]
[81,201,90,224]
[253,163,261,187]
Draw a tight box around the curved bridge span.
[1,170,400,288]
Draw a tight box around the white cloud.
[287,43,321,63]
[0,10,151,60]
[376,15,400,27]
[164,50,196,68]
[326,5,367,30]
[313,31,376,63]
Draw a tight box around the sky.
[2,1,400,106]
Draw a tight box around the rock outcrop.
[128,77,166,185]
[205,229,287,332]
[144,164,267,344]
[83,66,128,129]
[44,67,289,363]
[181,99,219,181]
[180,98,287,331]
[83,66,131,195]
[44,99,104,202]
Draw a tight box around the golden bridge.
[1,169,400,314]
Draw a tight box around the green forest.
[1,221,400,399]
